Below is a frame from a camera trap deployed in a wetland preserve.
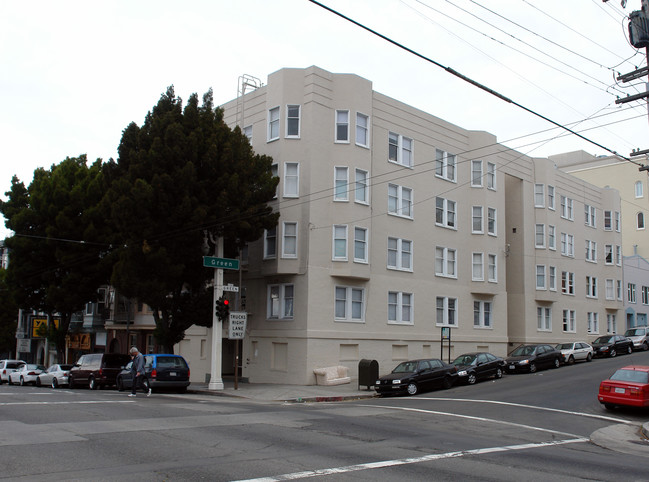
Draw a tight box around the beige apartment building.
[179,66,624,385]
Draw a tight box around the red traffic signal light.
[215,296,230,321]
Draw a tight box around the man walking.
[129,347,152,397]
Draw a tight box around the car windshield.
[625,329,645,336]
[610,369,649,384]
[6,362,22,369]
[392,361,418,373]
[556,343,574,350]
[25,364,41,370]
[594,336,612,344]
[453,354,476,366]
[510,346,535,356]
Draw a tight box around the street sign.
[222,283,239,292]
[203,256,240,270]
[228,311,247,339]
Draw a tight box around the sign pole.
[208,237,225,391]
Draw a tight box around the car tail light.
[187,368,190,378]
[601,384,611,392]
[151,369,157,379]
[27,371,37,376]
[99,368,103,376]
[629,387,641,396]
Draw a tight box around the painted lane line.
[234,437,589,482]
[0,400,136,406]
[413,397,638,425]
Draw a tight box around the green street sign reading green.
[203,256,240,270]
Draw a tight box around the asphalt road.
[1,350,648,481]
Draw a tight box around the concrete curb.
[643,422,649,440]
[284,394,378,403]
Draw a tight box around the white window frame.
[560,233,574,257]
[264,226,277,259]
[243,125,253,141]
[282,222,298,259]
[617,280,623,300]
[642,286,649,305]
[285,104,300,138]
[560,195,574,220]
[636,180,644,198]
[604,210,612,231]
[536,265,546,290]
[547,185,555,210]
[562,309,576,333]
[548,225,556,250]
[637,212,645,230]
[472,252,484,281]
[473,300,492,328]
[488,254,497,282]
[334,166,349,201]
[436,296,458,327]
[615,211,621,231]
[388,184,413,219]
[561,271,575,295]
[354,169,369,204]
[387,237,412,271]
[628,283,637,303]
[335,109,350,143]
[332,225,348,261]
[436,197,457,229]
[605,244,613,265]
[389,132,414,168]
[435,149,456,181]
[549,266,557,291]
[615,245,622,265]
[534,183,545,207]
[471,160,483,187]
[585,240,597,263]
[353,227,368,263]
[487,207,496,236]
[267,283,294,320]
[388,291,413,325]
[587,312,599,334]
[537,306,551,331]
[435,246,457,278]
[271,163,278,199]
[335,286,365,322]
[535,224,545,248]
[355,112,369,148]
[472,206,483,233]
[606,279,615,300]
[585,204,596,228]
[283,162,299,198]
[487,162,496,190]
[607,314,617,334]
[268,106,280,141]
[586,276,598,298]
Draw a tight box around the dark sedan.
[505,344,561,373]
[592,335,633,358]
[375,359,457,396]
[452,352,505,384]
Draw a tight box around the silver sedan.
[36,364,74,388]
[8,364,46,386]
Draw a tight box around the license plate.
[170,372,176,377]
[614,387,625,394]
[509,365,515,370]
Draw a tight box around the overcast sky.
[1,0,647,236]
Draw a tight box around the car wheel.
[19,377,25,386]
[610,349,617,357]
[495,368,503,379]
[567,355,575,365]
[604,403,616,410]
[586,353,592,362]
[643,342,649,351]
[8,377,13,385]
[68,377,75,389]
[116,377,124,392]
[89,376,97,390]
[529,363,537,373]
[552,358,560,369]
[406,382,418,395]
[52,378,58,389]
[467,373,477,385]
[627,345,632,355]
[36,377,41,387]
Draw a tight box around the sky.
[1,0,647,236]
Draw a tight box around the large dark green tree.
[0,156,111,358]
[103,87,278,352]
[0,268,18,357]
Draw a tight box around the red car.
[598,365,649,410]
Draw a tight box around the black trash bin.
[358,359,379,390]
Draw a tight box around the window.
[628,283,637,303]
[547,185,555,210]
[561,271,574,295]
[268,106,280,141]
[535,224,545,248]
[487,208,496,235]
[335,110,349,142]
[472,206,483,233]
[637,212,645,230]
[85,303,93,315]
[643,286,649,305]
[436,296,457,326]
[284,162,299,197]
[534,184,545,207]
[332,225,348,261]
[471,160,483,187]
[635,180,643,198]
[563,310,576,333]
[604,210,612,231]
[585,204,596,227]
[264,226,277,259]
[354,227,368,263]
[335,286,364,322]
[435,149,456,181]
[286,104,300,138]
[474,301,492,328]
[548,225,556,250]
[271,163,279,199]
[435,247,456,278]
[488,254,497,282]
[607,314,617,334]
[537,307,551,331]
[615,211,621,231]
[388,291,413,324]
[243,125,253,140]
[334,167,349,201]
[585,240,597,263]
[388,184,413,218]
[388,237,412,271]
[617,280,623,300]
[436,197,456,228]
[282,222,297,258]
[586,276,598,298]
[549,266,557,291]
[354,169,369,204]
[536,265,546,289]
[560,233,574,257]
[356,113,369,147]
[606,279,615,300]
[472,253,484,281]
[268,284,294,319]
[389,132,413,167]
[615,245,622,265]
[605,245,613,264]
[587,312,599,334]
[487,162,496,190]
[560,195,573,220]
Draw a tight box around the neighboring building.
[180,66,624,385]
[621,250,649,329]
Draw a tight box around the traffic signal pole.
[208,236,225,391]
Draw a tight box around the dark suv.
[116,354,190,393]
[68,353,131,389]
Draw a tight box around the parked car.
[624,327,649,351]
[591,335,633,358]
[68,353,131,389]
[8,364,46,385]
[0,359,25,384]
[116,354,190,393]
[451,352,504,384]
[375,358,458,396]
[36,364,74,388]
[505,344,561,373]
[555,342,593,364]
[598,365,649,410]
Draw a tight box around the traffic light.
[215,296,230,321]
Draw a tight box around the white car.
[36,364,74,388]
[0,360,26,384]
[624,327,649,351]
[555,342,593,364]
[8,364,46,386]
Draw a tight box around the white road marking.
[233,438,589,482]
[0,400,135,406]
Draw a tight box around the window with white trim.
[535,224,545,248]
[332,225,348,261]
[389,132,413,167]
[243,125,253,140]
[85,303,93,315]
[642,286,649,305]
[268,106,280,141]
[267,283,294,319]
[435,149,456,181]
[354,169,369,204]
[471,160,483,187]
[487,162,496,190]
[615,245,622,265]
[487,208,496,235]
[617,280,623,300]
[606,279,615,300]
[537,306,551,331]
[587,312,599,334]
[637,212,645,229]
[388,291,413,325]
[282,222,297,258]
[354,227,368,263]
[561,271,574,295]
[356,113,369,148]
[635,180,643,198]
[472,252,484,281]
[547,185,555,210]
[563,309,576,333]
[388,237,412,271]
[388,184,413,218]
[286,104,300,138]
[536,265,546,290]
[548,225,556,250]
[604,210,612,231]
[534,184,545,207]
[335,286,364,322]
[271,163,278,199]
[560,233,574,257]
[615,211,621,231]
[284,162,299,197]
[436,197,456,228]
[435,246,456,278]
[473,300,492,328]
[607,314,617,334]
[585,240,597,263]
[549,266,557,291]
[264,226,277,259]
[628,283,637,303]
[335,110,349,142]
[605,244,613,264]
[472,206,483,233]
[488,254,497,282]
[585,204,596,227]
[436,296,457,326]
[334,166,349,201]
[560,195,574,220]
[586,276,598,298]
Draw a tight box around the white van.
[624,326,649,351]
